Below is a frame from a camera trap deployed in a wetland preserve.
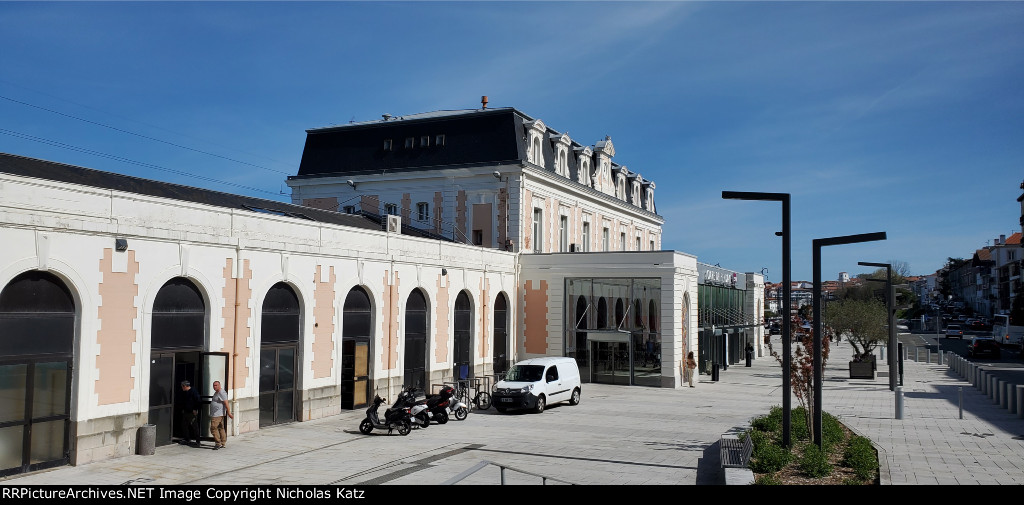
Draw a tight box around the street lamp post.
[860,262,895,391]
[813,232,887,448]
[722,191,792,447]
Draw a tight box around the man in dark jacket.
[179,380,202,447]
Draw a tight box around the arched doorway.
[453,291,473,380]
[404,289,428,391]
[342,286,372,410]
[149,277,223,447]
[0,271,74,477]
[492,293,509,375]
[259,282,299,427]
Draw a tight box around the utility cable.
[0,127,281,196]
[0,94,292,175]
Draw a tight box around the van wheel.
[569,388,581,406]
[534,395,545,414]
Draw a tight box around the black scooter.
[423,385,457,424]
[359,394,412,436]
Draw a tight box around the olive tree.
[824,298,887,357]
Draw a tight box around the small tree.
[767,316,830,441]
[824,298,887,357]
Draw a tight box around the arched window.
[492,293,509,374]
[0,271,74,475]
[342,286,372,409]
[453,291,472,380]
[634,299,643,329]
[649,300,658,333]
[259,282,300,427]
[152,277,205,350]
[615,298,624,328]
[404,289,428,391]
[597,298,608,329]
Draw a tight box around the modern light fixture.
[115,238,128,252]
[347,179,357,189]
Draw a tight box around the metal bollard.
[1017,385,1024,419]
[1007,383,1016,413]
[998,380,1007,408]
[895,386,904,420]
[990,376,998,402]
[881,346,886,361]
[958,387,963,419]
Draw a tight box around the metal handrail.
[441,460,575,485]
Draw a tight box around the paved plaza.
[3,336,1023,486]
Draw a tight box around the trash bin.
[137,424,156,456]
[711,363,720,382]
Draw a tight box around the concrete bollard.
[136,424,156,456]
[926,349,931,364]
[997,380,1006,407]
[1006,383,1015,413]
[991,376,999,402]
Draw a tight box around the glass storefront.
[565,277,662,387]
[696,264,755,374]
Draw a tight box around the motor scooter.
[445,385,470,421]
[397,386,432,429]
[359,394,412,435]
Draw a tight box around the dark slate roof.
[294,107,524,178]
[0,152,387,232]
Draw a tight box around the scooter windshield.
[504,365,544,382]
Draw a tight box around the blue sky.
[1,2,1022,282]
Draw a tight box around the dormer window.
[420,136,430,147]
[385,203,398,215]
[404,137,415,149]
[557,150,568,177]
[579,158,591,186]
[524,118,547,167]
[383,139,393,151]
[435,134,446,146]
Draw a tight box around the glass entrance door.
[0,359,71,477]
[590,341,631,385]
[200,352,229,439]
[148,351,201,446]
[259,346,296,427]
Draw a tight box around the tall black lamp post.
[812,232,886,448]
[722,191,792,447]
[859,262,896,391]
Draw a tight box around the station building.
[0,103,762,477]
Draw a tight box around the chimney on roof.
[481,96,488,110]
[1000,234,1006,245]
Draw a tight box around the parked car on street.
[967,337,1001,359]
[945,324,963,339]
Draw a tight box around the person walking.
[178,380,201,447]
[684,351,697,388]
[209,380,233,450]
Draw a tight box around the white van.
[491,357,581,413]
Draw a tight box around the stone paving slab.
[2,335,1022,486]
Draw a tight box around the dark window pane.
[278,348,295,390]
[0,271,74,313]
[262,283,299,314]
